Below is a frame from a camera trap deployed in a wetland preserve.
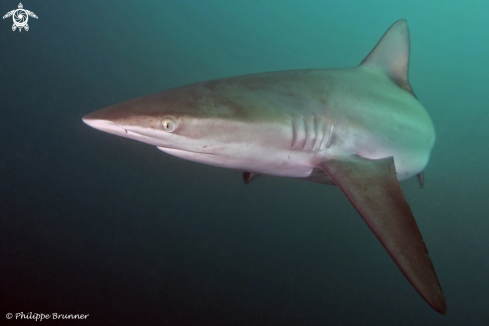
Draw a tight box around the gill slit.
[302,115,308,150]
[313,115,323,152]
[291,117,297,150]
[326,124,335,148]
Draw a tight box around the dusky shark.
[83,20,446,314]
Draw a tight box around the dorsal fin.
[361,19,415,97]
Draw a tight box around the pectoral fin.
[319,155,446,314]
[243,172,260,185]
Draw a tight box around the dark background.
[1,0,488,325]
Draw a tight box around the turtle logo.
[3,3,37,32]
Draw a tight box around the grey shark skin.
[83,20,446,314]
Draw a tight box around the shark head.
[82,81,299,172]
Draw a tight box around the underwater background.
[1,0,488,324]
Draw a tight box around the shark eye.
[161,118,176,132]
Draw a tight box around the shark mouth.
[157,146,216,156]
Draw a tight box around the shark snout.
[82,110,167,146]
[82,112,126,135]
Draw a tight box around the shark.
[83,20,446,314]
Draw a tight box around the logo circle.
[6,313,12,319]
[13,9,27,27]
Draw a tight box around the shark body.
[83,20,446,313]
